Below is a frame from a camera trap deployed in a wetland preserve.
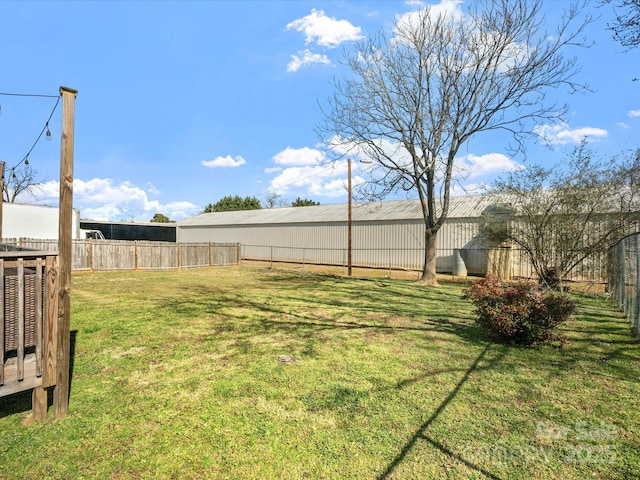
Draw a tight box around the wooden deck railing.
[0,250,59,409]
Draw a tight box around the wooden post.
[31,387,48,422]
[54,86,77,419]
[0,161,4,241]
[88,237,93,271]
[44,255,58,388]
[0,259,4,386]
[348,159,352,276]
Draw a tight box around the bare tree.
[605,0,640,49]
[2,163,41,203]
[321,0,590,285]
[489,143,640,289]
[264,192,288,209]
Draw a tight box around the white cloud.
[457,153,521,178]
[146,181,160,195]
[268,146,355,197]
[319,177,350,196]
[201,155,246,168]
[533,123,608,145]
[269,165,335,195]
[397,0,464,30]
[161,201,202,221]
[264,167,282,174]
[424,0,463,19]
[81,205,123,222]
[287,49,331,72]
[35,178,200,221]
[396,1,533,76]
[629,109,640,118]
[273,146,325,166]
[617,122,630,129]
[267,156,358,198]
[450,182,488,197]
[327,135,413,169]
[287,9,363,48]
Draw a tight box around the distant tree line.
[150,213,175,223]
[203,195,319,213]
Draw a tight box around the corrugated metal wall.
[178,217,485,273]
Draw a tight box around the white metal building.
[1,203,81,240]
[177,196,501,274]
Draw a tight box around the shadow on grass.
[139,269,637,478]
[378,344,507,480]
[171,276,484,348]
[0,330,77,420]
[153,268,640,381]
[156,267,639,380]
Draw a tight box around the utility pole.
[54,86,77,419]
[348,159,353,276]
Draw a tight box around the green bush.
[463,275,576,345]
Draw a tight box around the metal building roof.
[178,195,502,227]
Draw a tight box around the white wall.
[1,203,81,240]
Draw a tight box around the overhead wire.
[0,92,60,99]
[0,92,61,182]
[0,91,353,217]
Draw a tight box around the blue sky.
[0,0,638,221]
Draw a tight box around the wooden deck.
[1,354,43,396]
[0,251,58,407]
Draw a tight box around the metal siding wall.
[179,217,483,271]
[351,220,425,270]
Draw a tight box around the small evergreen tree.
[203,195,262,213]
[291,197,320,207]
[150,213,173,223]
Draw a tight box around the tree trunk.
[419,228,439,286]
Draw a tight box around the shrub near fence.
[2,239,240,272]
[609,233,640,336]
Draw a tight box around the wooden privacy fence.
[0,248,59,421]
[2,239,240,272]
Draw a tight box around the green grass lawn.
[0,266,638,479]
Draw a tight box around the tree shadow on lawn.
[164,278,510,478]
[157,272,640,379]
[550,298,640,383]
[192,271,474,325]
[152,272,635,478]
[156,278,516,478]
[170,282,486,357]
[154,269,639,380]
[544,336,640,386]
[378,343,508,480]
